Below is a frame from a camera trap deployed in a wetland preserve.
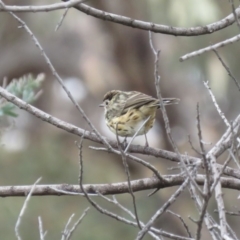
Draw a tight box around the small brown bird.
[99,90,179,146]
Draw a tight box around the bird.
[99,90,179,147]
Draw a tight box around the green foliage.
[0,74,45,117]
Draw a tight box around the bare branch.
[76,135,145,235]
[212,49,240,91]
[230,0,240,31]
[188,135,203,155]
[15,178,42,240]
[64,0,240,36]
[196,104,211,194]
[226,222,239,240]
[75,142,192,240]
[89,146,166,183]
[115,126,141,229]
[189,183,219,240]
[99,195,193,240]
[167,210,192,238]
[207,113,240,165]
[210,154,229,239]
[98,195,161,240]
[187,168,211,240]
[224,211,240,217]
[228,149,240,170]
[203,81,230,127]
[65,208,90,240]
[61,214,75,240]
[124,116,150,153]
[0,0,239,37]
[38,216,47,240]
[55,7,69,31]
[0,0,85,12]
[0,175,239,197]
[180,34,240,61]
[195,197,211,240]
[210,154,232,193]
[136,177,190,240]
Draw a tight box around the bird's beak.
[99,103,104,107]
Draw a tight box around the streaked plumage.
[100,90,179,145]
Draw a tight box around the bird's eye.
[105,100,109,105]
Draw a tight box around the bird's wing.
[121,92,158,114]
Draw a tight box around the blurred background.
[0,0,240,239]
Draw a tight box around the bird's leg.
[122,137,128,148]
[144,133,149,148]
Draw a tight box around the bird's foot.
[144,141,149,150]
[120,138,128,149]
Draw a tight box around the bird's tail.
[162,98,180,105]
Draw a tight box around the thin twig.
[195,196,211,240]
[55,8,69,31]
[124,116,150,153]
[229,122,240,167]
[61,214,75,240]
[207,114,240,167]
[167,210,192,238]
[76,135,145,235]
[77,132,85,187]
[226,222,239,240]
[97,194,161,240]
[188,135,202,155]
[210,154,232,193]
[188,168,216,240]
[65,208,90,240]
[230,0,240,31]
[228,149,240,170]
[215,209,240,217]
[212,49,240,91]
[38,216,47,240]
[115,124,142,229]
[189,183,219,240]
[210,154,229,239]
[136,177,190,240]
[196,104,211,194]
[49,187,89,196]
[149,32,203,197]
[89,146,166,183]
[98,193,194,240]
[180,34,240,61]
[15,178,42,240]
[188,167,210,240]
[203,81,230,127]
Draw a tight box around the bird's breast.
[106,107,157,137]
